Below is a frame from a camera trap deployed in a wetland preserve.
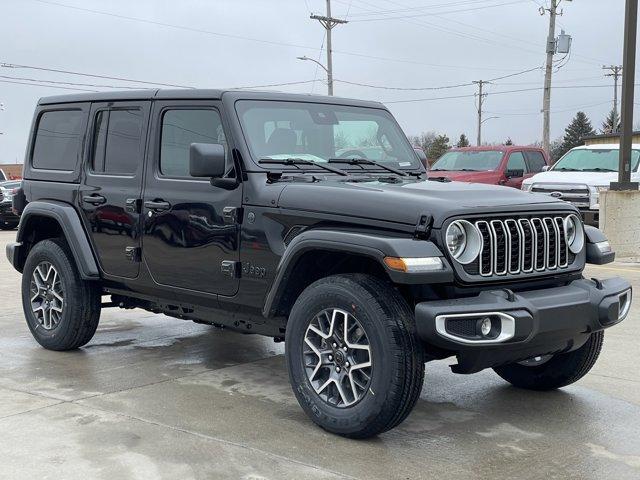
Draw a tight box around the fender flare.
[13,200,100,279]
[262,229,452,317]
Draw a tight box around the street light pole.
[612,0,639,191]
[310,0,347,96]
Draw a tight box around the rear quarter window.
[32,110,85,171]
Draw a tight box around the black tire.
[493,331,604,391]
[21,238,101,351]
[286,274,424,438]
[0,220,18,230]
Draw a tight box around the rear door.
[78,101,150,278]
[141,100,242,296]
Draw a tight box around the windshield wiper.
[259,158,348,176]
[554,167,582,171]
[456,168,480,172]
[583,167,617,172]
[328,157,412,177]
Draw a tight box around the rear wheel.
[21,238,101,351]
[493,331,604,390]
[286,274,424,438]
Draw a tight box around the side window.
[506,151,527,173]
[525,151,547,173]
[32,110,84,170]
[91,109,143,175]
[160,109,227,177]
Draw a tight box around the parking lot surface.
[0,230,639,479]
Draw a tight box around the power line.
[351,0,530,22]
[28,0,545,72]
[334,66,541,90]
[0,74,144,90]
[343,0,511,17]
[383,83,640,104]
[0,79,97,92]
[1,61,193,88]
[485,100,612,116]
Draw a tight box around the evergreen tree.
[427,134,450,160]
[504,137,513,146]
[601,108,620,134]
[456,133,470,147]
[557,111,596,159]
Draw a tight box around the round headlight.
[445,220,482,264]
[564,214,584,254]
[446,222,466,258]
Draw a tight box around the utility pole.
[473,80,488,146]
[541,0,560,156]
[612,0,638,191]
[603,65,623,128]
[311,0,348,96]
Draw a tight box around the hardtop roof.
[37,89,386,109]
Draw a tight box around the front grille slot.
[472,215,572,278]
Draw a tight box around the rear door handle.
[144,200,171,211]
[83,194,106,205]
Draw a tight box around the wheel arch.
[10,200,100,280]
[262,229,450,318]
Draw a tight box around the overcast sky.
[0,0,637,163]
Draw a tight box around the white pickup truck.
[522,144,640,226]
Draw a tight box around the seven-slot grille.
[466,216,571,277]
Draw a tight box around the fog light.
[478,317,492,337]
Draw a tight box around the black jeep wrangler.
[6,90,632,438]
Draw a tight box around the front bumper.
[0,201,18,222]
[415,277,631,373]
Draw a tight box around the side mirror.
[505,168,524,179]
[189,143,226,178]
[413,148,428,169]
[542,165,550,172]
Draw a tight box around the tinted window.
[160,109,227,177]
[237,100,420,170]
[506,152,527,172]
[525,151,547,172]
[32,110,84,170]
[92,109,143,175]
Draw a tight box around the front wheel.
[493,331,604,390]
[0,220,18,230]
[285,274,424,438]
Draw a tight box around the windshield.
[432,150,504,171]
[553,148,640,172]
[236,100,421,170]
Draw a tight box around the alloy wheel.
[30,261,64,330]
[303,308,373,408]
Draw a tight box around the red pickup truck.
[429,146,550,189]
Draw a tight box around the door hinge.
[414,214,433,240]
[221,260,240,278]
[125,246,141,262]
[222,206,243,225]
[125,198,142,214]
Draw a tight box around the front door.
[503,150,528,188]
[141,100,242,296]
[79,101,150,278]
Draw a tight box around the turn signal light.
[384,256,444,273]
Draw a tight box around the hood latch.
[414,214,433,240]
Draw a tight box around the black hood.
[277,178,572,227]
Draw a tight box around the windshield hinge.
[414,215,433,240]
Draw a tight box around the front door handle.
[83,194,106,205]
[144,200,171,211]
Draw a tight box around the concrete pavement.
[0,230,639,479]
